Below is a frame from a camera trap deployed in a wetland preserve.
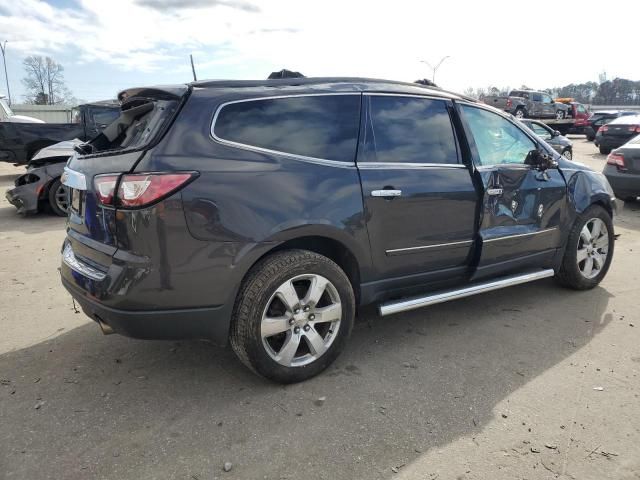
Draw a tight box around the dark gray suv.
[61,78,616,383]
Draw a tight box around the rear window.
[362,95,458,164]
[212,94,361,162]
[83,97,179,155]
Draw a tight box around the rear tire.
[230,249,355,383]
[562,149,573,160]
[599,146,611,155]
[47,178,69,217]
[514,108,526,119]
[556,110,566,120]
[556,205,614,290]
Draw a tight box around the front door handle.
[486,187,503,196]
[371,189,402,198]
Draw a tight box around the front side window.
[542,94,553,104]
[363,96,458,164]
[461,105,536,166]
[213,94,361,163]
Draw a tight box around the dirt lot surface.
[1,137,639,480]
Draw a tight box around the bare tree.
[21,55,74,105]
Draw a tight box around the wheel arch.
[248,235,363,304]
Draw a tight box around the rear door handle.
[486,187,503,196]
[371,189,402,198]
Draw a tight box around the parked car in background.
[603,135,640,201]
[483,90,569,119]
[0,95,44,123]
[60,77,616,383]
[5,139,80,216]
[520,119,573,159]
[595,115,640,154]
[586,110,638,141]
[0,100,119,164]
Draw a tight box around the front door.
[458,103,566,279]
[357,94,477,284]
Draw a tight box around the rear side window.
[213,94,361,162]
[363,96,458,164]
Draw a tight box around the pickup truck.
[483,90,570,120]
[0,100,119,164]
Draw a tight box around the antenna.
[190,54,197,82]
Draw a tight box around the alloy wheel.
[54,183,69,214]
[577,218,609,279]
[261,274,342,367]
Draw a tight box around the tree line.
[464,77,640,105]
[21,55,76,105]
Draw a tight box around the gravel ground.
[0,136,639,480]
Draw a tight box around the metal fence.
[11,104,73,123]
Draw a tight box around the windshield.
[0,98,13,117]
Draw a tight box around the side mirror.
[525,149,557,170]
[553,130,561,137]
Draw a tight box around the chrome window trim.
[358,162,467,170]
[62,243,106,281]
[476,164,532,171]
[362,92,451,101]
[386,239,473,256]
[483,227,557,243]
[210,93,361,169]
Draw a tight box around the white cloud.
[1,0,639,91]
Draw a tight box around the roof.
[190,76,473,101]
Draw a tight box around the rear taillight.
[94,174,119,205]
[94,172,197,208]
[506,99,512,108]
[599,125,608,133]
[606,152,626,169]
[632,125,640,133]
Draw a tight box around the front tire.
[47,178,69,217]
[230,250,355,383]
[556,110,566,119]
[556,205,614,290]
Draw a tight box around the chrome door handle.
[486,188,503,196]
[371,189,402,197]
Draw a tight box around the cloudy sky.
[1,0,638,103]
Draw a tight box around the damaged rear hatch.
[61,85,189,296]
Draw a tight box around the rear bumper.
[61,275,233,344]
[598,136,634,149]
[603,165,640,198]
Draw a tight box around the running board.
[378,269,555,317]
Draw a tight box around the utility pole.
[420,56,450,84]
[0,41,12,105]
[190,54,197,82]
